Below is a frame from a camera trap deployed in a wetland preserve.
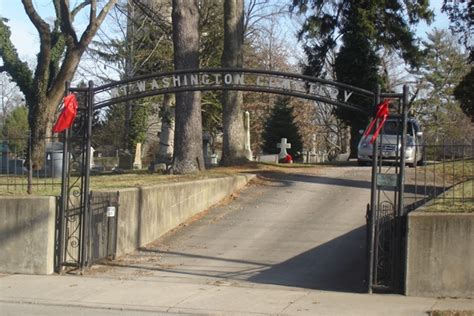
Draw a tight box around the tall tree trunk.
[220,0,246,166]
[29,95,60,170]
[171,0,204,174]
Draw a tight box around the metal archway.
[57,68,409,295]
[75,68,374,115]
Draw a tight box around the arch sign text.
[91,68,374,114]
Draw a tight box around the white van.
[357,117,424,167]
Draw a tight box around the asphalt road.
[90,165,372,293]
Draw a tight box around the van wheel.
[417,157,426,166]
[358,160,368,166]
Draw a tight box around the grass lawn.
[421,179,474,213]
[0,162,324,196]
[408,159,473,213]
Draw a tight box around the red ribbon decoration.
[363,99,390,144]
[52,94,78,133]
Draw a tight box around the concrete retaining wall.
[0,174,254,274]
[94,174,254,256]
[405,212,474,298]
[0,196,56,274]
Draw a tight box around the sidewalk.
[1,274,473,315]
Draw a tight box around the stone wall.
[405,212,474,298]
[0,196,56,274]
[94,174,254,256]
[0,174,254,274]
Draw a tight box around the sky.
[0,0,451,66]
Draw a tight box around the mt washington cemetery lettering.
[93,69,371,114]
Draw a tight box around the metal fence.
[404,141,474,212]
[0,134,63,195]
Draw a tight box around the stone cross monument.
[276,138,291,159]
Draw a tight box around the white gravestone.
[276,138,291,159]
[89,146,95,168]
[133,143,142,169]
[244,111,253,160]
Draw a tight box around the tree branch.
[59,0,79,46]
[90,0,97,25]
[21,0,50,37]
[79,0,117,49]
[47,0,116,102]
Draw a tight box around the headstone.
[276,138,291,160]
[203,133,213,167]
[335,153,350,162]
[118,150,133,170]
[257,154,279,163]
[149,162,167,172]
[210,153,218,166]
[156,96,175,163]
[244,111,253,160]
[303,134,318,163]
[318,151,328,163]
[203,133,211,156]
[89,146,95,169]
[133,143,142,169]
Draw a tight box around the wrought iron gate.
[50,69,413,286]
[55,82,119,272]
[367,86,409,293]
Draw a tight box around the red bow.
[364,99,390,144]
[52,94,78,133]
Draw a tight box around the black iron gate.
[52,69,410,288]
[367,86,409,293]
[55,82,119,272]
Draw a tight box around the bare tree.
[0,0,117,169]
[243,0,288,40]
[171,0,204,173]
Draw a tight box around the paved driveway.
[89,165,372,293]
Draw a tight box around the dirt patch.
[429,311,474,316]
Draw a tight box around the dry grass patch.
[0,162,325,196]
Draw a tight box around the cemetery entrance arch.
[57,68,409,293]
